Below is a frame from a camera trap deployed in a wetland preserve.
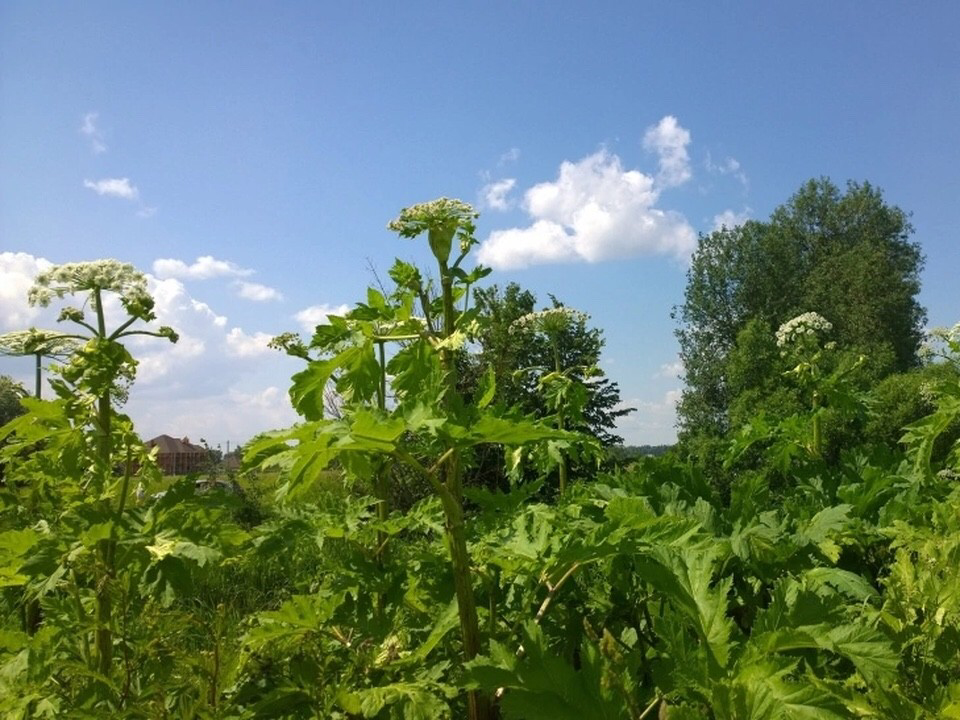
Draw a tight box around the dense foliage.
[0,197,958,719]
[471,283,632,448]
[675,178,926,444]
[0,377,27,428]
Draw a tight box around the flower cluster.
[775,312,833,348]
[510,307,589,337]
[919,322,960,363]
[388,198,479,264]
[28,260,149,307]
[0,329,80,357]
[387,198,478,239]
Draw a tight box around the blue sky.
[1,2,958,447]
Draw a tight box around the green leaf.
[634,544,734,673]
[803,567,878,602]
[465,623,625,719]
[476,365,497,409]
[338,682,452,719]
[290,346,368,420]
[347,409,406,451]
[392,596,459,667]
[246,592,345,651]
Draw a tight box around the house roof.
[146,434,206,455]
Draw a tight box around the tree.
[472,283,632,448]
[0,375,27,427]
[675,178,926,444]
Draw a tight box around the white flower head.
[775,312,833,348]
[388,197,479,265]
[510,307,589,337]
[27,260,155,322]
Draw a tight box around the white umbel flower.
[775,312,833,348]
[510,307,589,336]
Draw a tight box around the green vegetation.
[0,187,959,719]
[0,376,27,428]
[675,178,926,445]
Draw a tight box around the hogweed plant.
[250,198,570,720]
[0,260,201,709]
[510,307,596,494]
[776,312,835,457]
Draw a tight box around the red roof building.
[146,434,207,476]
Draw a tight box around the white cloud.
[655,360,684,379]
[80,112,106,154]
[0,252,53,329]
[711,208,751,232]
[190,299,228,327]
[152,256,254,280]
[705,152,748,188]
[234,280,283,302]
[137,206,157,219]
[642,116,692,188]
[83,177,138,200]
[615,388,682,445]
[225,327,274,358]
[498,147,520,165]
[481,178,517,211]
[476,148,696,270]
[137,385,297,447]
[136,333,205,384]
[295,303,350,333]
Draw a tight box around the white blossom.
[510,307,589,336]
[387,198,478,237]
[775,312,833,348]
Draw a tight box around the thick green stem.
[438,273,491,720]
[811,390,822,458]
[71,570,92,667]
[552,341,567,495]
[375,340,389,617]
[34,352,41,399]
[92,288,114,677]
[24,352,42,632]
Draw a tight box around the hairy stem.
[438,272,491,720]
[553,341,567,494]
[93,288,114,677]
[811,390,822,458]
[375,340,389,617]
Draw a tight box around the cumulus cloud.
[711,208,751,232]
[476,147,696,270]
[83,177,139,200]
[153,256,254,280]
[481,178,517,211]
[80,112,107,154]
[225,328,274,358]
[614,388,682,445]
[655,360,684,379]
[137,333,206,384]
[0,252,53,329]
[138,385,297,446]
[234,280,283,302]
[642,116,692,188]
[295,303,350,333]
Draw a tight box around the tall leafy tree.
[675,178,926,443]
[0,376,27,427]
[472,283,632,447]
